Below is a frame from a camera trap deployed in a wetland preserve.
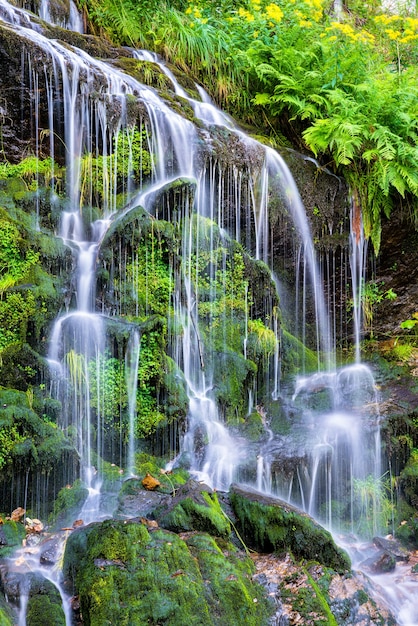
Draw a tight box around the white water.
[39,0,83,32]
[11,535,73,626]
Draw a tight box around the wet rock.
[229,484,351,573]
[373,535,409,562]
[116,479,171,519]
[39,537,63,566]
[152,479,230,537]
[361,550,397,574]
[251,552,397,626]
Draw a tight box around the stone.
[10,507,25,522]
[141,472,161,491]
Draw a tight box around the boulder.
[229,484,351,573]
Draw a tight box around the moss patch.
[154,481,231,537]
[0,520,25,557]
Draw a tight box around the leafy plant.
[353,473,394,538]
[79,126,153,208]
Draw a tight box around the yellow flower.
[265,3,284,22]
[386,28,402,40]
[238,7,255,21]
[185,6,192,14]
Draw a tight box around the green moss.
[239,410,265,442]
[26,594,65,626]
[213,350,256,424]
[0,607,13,626]
[49,480,89,528]
[63,520,272,626]
[229,486,350,573]
[157,490,231,537]
[281,328,318,376]
[0,386,70,477]
[0,520,26,557]
[132,452,188,493]
[186,533,272,625]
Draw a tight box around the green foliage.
[247,319,277,361]
[81,0,418,251]
[352,474,394,538]
[356,280,397,337]
[79,127,153,207]
[88,351,127,428]
[125,232,173,319]
[0,386,70,475]
[137,328,166,437]
[0,156,62,191]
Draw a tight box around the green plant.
[352,474,394,538]
[79,126,153,208]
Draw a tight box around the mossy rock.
[0,520,26,557]
[229,484,350,573]
[0,602,13,626]
[49,480,89,529]
[63,519,272,625]
[153,479,230,537]
[25,576,66,626]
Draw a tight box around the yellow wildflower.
[238,7,255,21]
[386,28,402,40]
[265,3,284,22]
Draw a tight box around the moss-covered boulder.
[229,484,350,573]
[63,519,273,625]
[0,598,13,626]
[152,479,231,537]
[0,520,26,557]
[25,576,66,626]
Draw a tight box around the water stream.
[1,1,417,624]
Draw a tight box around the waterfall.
[1,1,418,623]
[39,0,84,32]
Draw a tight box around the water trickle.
[125,329,140,476]
[39,0,84,32]
[349,195,368,362]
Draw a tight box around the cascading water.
[1,1,418,624]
